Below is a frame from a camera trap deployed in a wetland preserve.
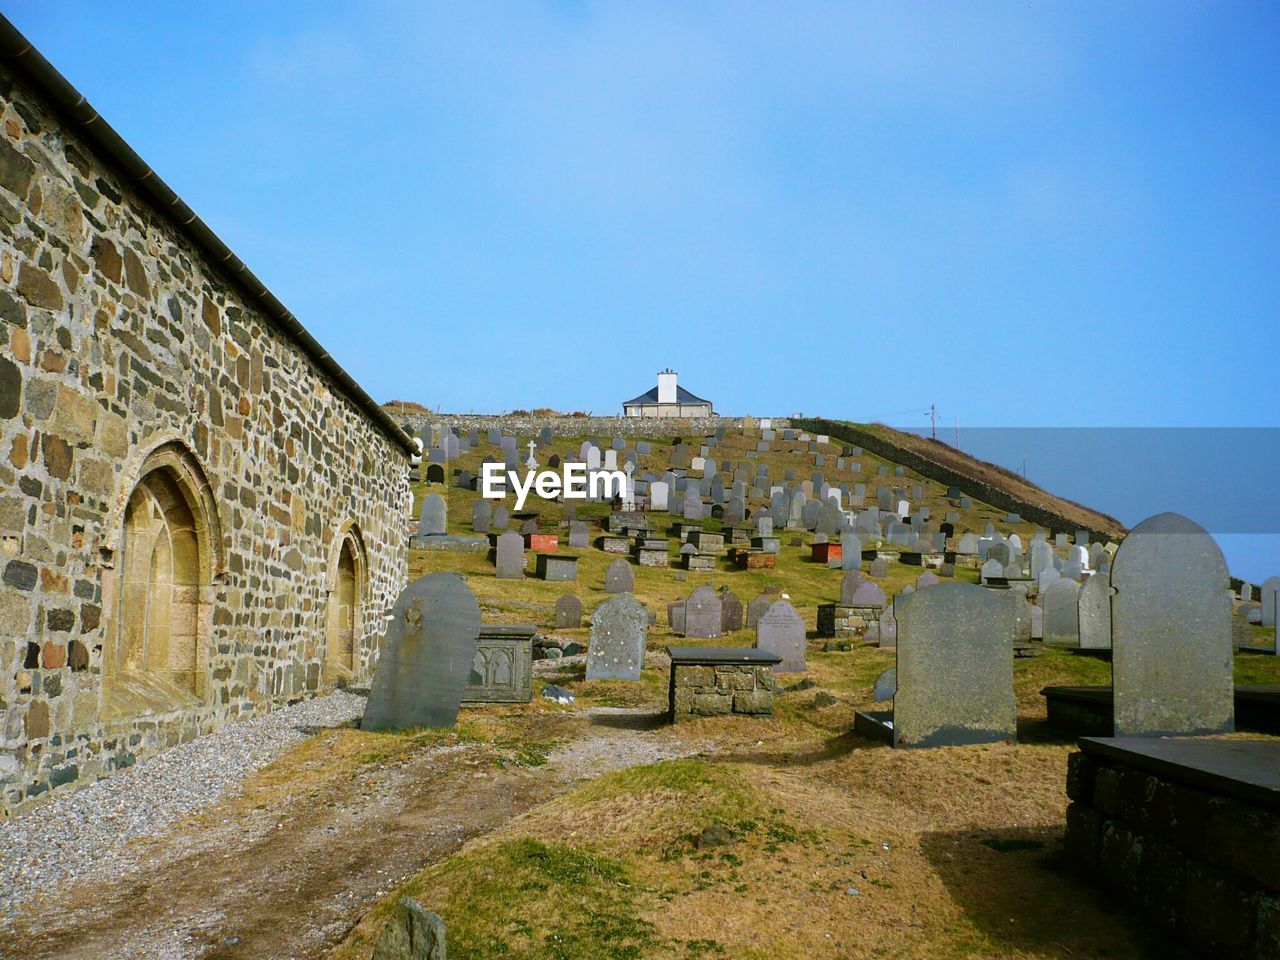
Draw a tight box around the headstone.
[362,574,481,730]
[1111,513,1233,737]
[892,583,1017,748]
[555,594,582,629]
[868,558,888,579]
[849,581,887,610]
[720,590,744,632]
[746,593,773,629]
[650,481,670,512]
[1041,577,1081,647]
[755,600,806,672]
[878,605,897,648]
[492,506,509,530]
[1262,576,1280,628]
[495,530,524,579]
[472,500,491,534]
[872,667,896,702]
[418,493,447,537]
[684,585,723,639]
[587,594,648,681]
[839,570,863,605]
[604,557,634,594]
[1077,570,1111,650]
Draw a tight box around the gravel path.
[0,690,367,922]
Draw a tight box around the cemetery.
[0,11,1277,960]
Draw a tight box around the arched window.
[105,441,220,714]
[325,524,367,681]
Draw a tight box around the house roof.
[0,15,416,456]
[623,384,711,406]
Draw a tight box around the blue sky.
[8,3,1279,579]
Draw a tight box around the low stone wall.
[669,662,775,721]
[1064,749,1280,959]
[390,412,791,442]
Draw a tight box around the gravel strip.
[0,689,367,921]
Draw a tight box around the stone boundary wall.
[0,63,410,814]
[1064,751,1280,959]
[390,412,792,442]
[791,417,1120,545]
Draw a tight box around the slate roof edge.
[0,15,416,457]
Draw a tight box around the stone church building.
[0,19,414,814]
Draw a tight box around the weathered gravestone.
[555,593,582,629]
[587,593,648,681]
[1077,571,1112,650]
[1262,576,1280,628]
[720,590,744,632]
[872,667,896,702]
[604,557,635,594]
[494,529,524,579]
[889,583,1017,748]
[362,574,481,731]
[849,581,886,611]
[568,520,590,549]
[746,593,773,629]
[472,500,491,534]
[756,599,806,672]
[868,558,889,578]
[839,571,863,605]
[878,606,897,648]
[684,585,723,639]
[1042,577,1081,647]
[1111,512,1233,737]
[418,493,446,537]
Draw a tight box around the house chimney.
[657,369,677,404]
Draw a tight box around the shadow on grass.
[918,825,1196,960]
[587,708,669,731]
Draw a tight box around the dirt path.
[0,707,694,960]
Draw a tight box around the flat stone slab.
[1079,736,1280,811]
[667,646,783,666]
[410,535,490,552]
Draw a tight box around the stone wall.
[1064,750,1280,959]
[668,662,776,722]
[0,63,410,814]
[392,413,791,442]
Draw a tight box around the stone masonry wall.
[0,64,410,814]
[668,662,776,722]
[392,413,792,442]
[1064,751,1280,959]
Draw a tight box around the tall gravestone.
[1262,576,1280,629]
[756,600,806,672]
[555,594,582,629]
[1077,571,1112,650]
[495,530,525,579]
[604,557,634,594]
[568,520,590,549]
[472,500,491,534]
[418,493,447,537]
[721,590,744,632]
[684,585,722,639]
[1041,578,1081,647]
[362,574,481,730]
[892,583,1017,748]
[587,593,648,681]
[1111,512,1233,737]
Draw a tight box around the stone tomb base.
[667,646,782,722]
[1042,685,1280,736]
[1064,737,1280,960]
[535,554,578,582]
[816,604,858,638]
[461,625,535,705]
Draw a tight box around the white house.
[622,370,714,418]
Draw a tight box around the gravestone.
[1042,577,1081,647]
[849,581,887,610]
[746,593,773,629]
[1078,571,1111,650]
[495,530,525,579]
[362,574,481,730]
[1111,513,1233,737]
[878,605,897,648]
[418,493,447,537]
[873,667,896,702]
[604,557,634,594]
[1262,576,1280,628]
[868,558,889,579]
[685,585,723,639]
[472,500,491,534]
[492,506,509,530]
[555,594,582,629]
[840,571,863,605]
[587,593,648,681]
[891,583,1017,748]
[720,590,744,632]
[568,520,590,549]
[755,600,806,672]
[650,481,670,512]
[841,533,862,571]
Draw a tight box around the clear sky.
[7,3,1279,580]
